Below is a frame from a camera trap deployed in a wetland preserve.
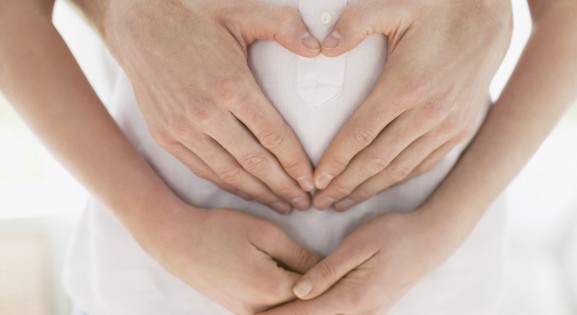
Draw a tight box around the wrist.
[125,192,207,256]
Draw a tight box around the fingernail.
[315,174,333,190]
[322,31,341,50]
[298,176,315,192]
[293,279,312,299]
[334,198,355,212]
[314,195,334,210]
[300,32,321,52]
[291,197,310,211]
[272,201,292,214]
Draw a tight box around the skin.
[0,1,320,314]
[312,0,513,211]
[257,0,577,314]
[2,0,576,315]
[71,0,513,214]
[75,0,325,214]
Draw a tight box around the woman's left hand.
[312,0,513,211]
[257,208,463,315]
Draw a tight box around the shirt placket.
[297,0,347,108]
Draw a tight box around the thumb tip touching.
[322,30,342,51]
[300,32,322,54]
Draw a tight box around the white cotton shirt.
[63,0,507,314]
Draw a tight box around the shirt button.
[320,12,333,25]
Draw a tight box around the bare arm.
[260,0,577,313]
[0,1,319,313]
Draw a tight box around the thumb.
[321,2,409,57]
[230,3,322,57]
[292,241,374,300]
[257,226,322,274]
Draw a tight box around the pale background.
[1,1,576,314]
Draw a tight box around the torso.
[63,1,507,314]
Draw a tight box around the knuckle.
[150,129,173,147]
[275,7,301,30]
[339,4,364,29]
[414,163,433,176]
[440,115,463,135]
[419,100,447,126]
[212,76,250,107]
[333,184,353,197]
[363,155,390,174]
[170,119,192,139]
[351,127,376,149]
[218,167,243,185]
[281,155,301,172]
[255,128,285,151]
[173,96,214,126]
[399,78,429,106]
[353,188,373,202]
[330,152,351,170]
[188,165,212,180]
[186,105,214,125]
[455,126,473,142]
[387,164,411,182]
[272,183,293,197]
[240,153,269,174]
[316,261,338,283]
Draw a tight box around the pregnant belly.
[111,35,474,255]
[248,36,388,165]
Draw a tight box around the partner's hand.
[257,209,463,315]
[146,207,321,315]
[103,0,321,213]
[312,0,512,211]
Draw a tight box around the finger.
[227,2,321,56]
[313,108,433,210]
[206,111,312,210]
[322,1,410,57]
[256,293,337,315]
[224,77,316,193]
[181,132,294,213]
[162,142,240,195]
[257,281,358,315]
[312,68,411,191]
[200,105,309,205]
[332,132,452,212]
[250,246,305,307]
[255,226,322,274]
[291,241,374,300]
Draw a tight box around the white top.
[63,0,507,314]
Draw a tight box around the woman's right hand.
[144,206,321,314]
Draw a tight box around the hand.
[257,209,466,315]
[145,206,321,315]
[312,0,513,211]
[102,0,321,213]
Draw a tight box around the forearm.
[0,2,197,247]
[424,1,577,234]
